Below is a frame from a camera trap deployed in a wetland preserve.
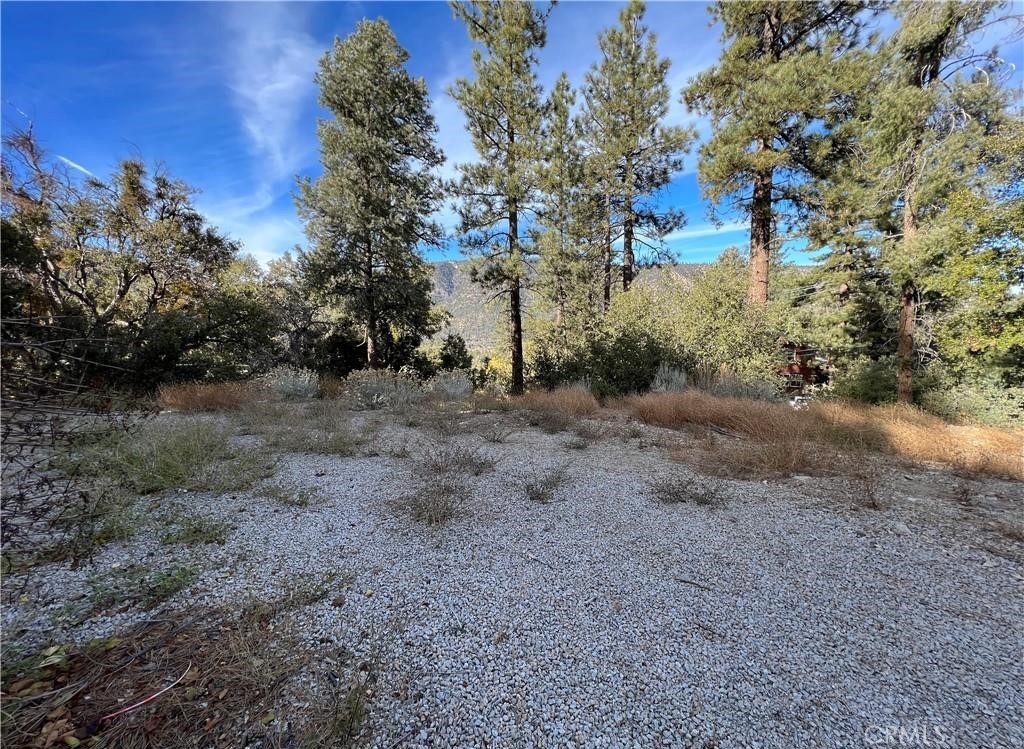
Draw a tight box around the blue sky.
[3,1,1019,267]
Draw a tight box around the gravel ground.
[5,409,1023,748]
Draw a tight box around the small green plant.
[523,464,570,504]
[649,475,724,507]
[161,514,233,546]
[88,563,200,613]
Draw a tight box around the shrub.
[344,369,424,410]
[651,363,688,393]
[518,384,599,417]
[158,381,262,412]
[426,370,474,401]
[261,366,319,400]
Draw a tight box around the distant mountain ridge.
[430,260,711,352]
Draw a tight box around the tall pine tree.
[863,0,1016,402]
[683,1,872,305]
[536,73,604,334]
[583,0,694,293]
[449,0,551,394]
[296,19,443,369]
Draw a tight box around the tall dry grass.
[629,391,1022,480]
[517,385,600,417]
[157,381,263,412]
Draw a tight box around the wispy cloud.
[663,221,747,243]
[225,4,321,183]
[57,155,94,177]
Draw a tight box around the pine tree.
[536,73,604,334]
[583,0,694,293]
[865,0,1016,402]
[683,1,871,305]
[296,19,443,369]
[449,0,551,395]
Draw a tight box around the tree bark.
[746,6,780,306]
[747,162,772,305]
[622,200,634,292]
[897,191,919,404]
[365,242,378,369]
[509,198,524,395]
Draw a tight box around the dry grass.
[1,581,365,749]
[517,385,599,417]
[628,391,1023,479]
[157,381,263,412]
[522,464,571,504]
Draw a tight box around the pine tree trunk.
[365,243,378,369]
[747,162,772,305]
[896,280,916,404]
[509,199,524,396]
[897,193,919,404]
[746,7,780,306]
[622,200,634,292]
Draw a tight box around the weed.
[849,463,885,510]
[426,371,474,402]
[88,563,199,613]
[261,483,321,508]
[415,442,496,478]
[649,475,724,507]
[160,514,233,545]
[481,422,515,443]
[60,421,272,495]
[401,480,463,525]
[523,464,570,504]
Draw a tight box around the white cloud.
[225,4,321,183]
[663,221,747,243]
[57,155,95,177]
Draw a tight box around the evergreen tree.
[861,0,1015,402]
[296,19,443,369]
[536,73,604,334]
[683,1,872,305]
[583,0,694,293]
[449,0,551,394]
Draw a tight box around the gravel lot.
[5,408,1022,748]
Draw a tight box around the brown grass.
[629,391,1023,480]
[517,385,599,417]
[0,579,365,748]
[157,381,263,412]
